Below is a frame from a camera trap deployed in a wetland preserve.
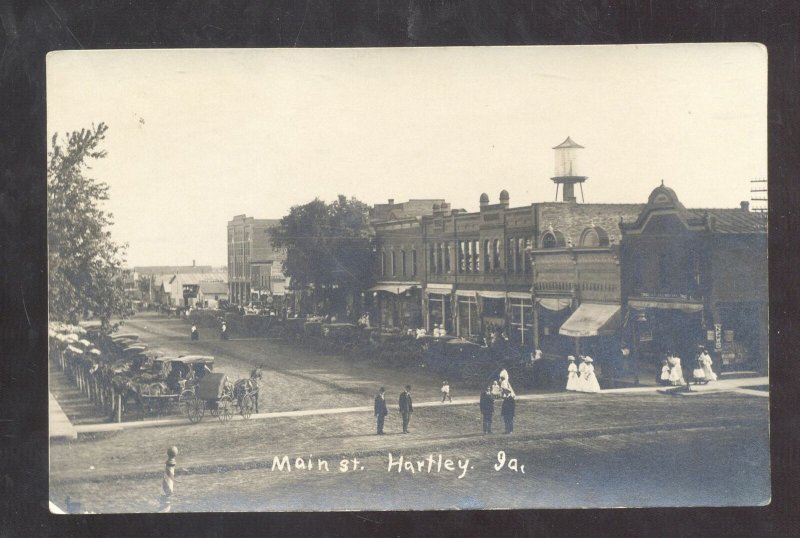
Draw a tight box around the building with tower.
[370,137,643,367]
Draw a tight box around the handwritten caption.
[269,450,525,479]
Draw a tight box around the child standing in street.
[441,380,452,402]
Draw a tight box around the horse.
[233,366,263,413]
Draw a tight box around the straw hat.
[584,357,593,363]
[567,355,575,361]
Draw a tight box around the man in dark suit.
[374,387,388,435]
[480,384,494,434]
[398,385,413,433]
[501,391,516,434]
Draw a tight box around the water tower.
[551,136,587,202]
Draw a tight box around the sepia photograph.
[46,44,769,512]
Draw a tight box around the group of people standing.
[565,355,601,393]
[373,385,413,435]
[373,369,518,436]
[659,348,717,386]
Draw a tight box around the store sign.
[714,323,722,350]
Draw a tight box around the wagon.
[186,371,255,423]
[131,356,216,418]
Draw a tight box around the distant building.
[197,281,229,309]
[369,199,451,223]
[166,270,228,308]
[227,215,285,304]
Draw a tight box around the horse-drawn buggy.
[126,355,216,418]
[184,366,261,423]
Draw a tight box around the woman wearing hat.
[700,348,717,382]
[575,355,588,392]
[667,353,686,386]
[565,356,579,391]
[582,356,601,393]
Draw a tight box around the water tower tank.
[553,136,584,177]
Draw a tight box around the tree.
[269,195,375,313]
[48,123,128,328]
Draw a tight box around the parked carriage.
[185,371,257,423]
[129,356,216,418]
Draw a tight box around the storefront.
[478,291,506,340]
[368,282,421,330]
[455,290,479,338]
[535,297,573,356]
[508,292,534,349]
[426,284,453,333]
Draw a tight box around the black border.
[1,0,798,535]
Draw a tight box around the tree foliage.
[48,123,128,327]
[269,195,375,293]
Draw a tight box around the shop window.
[482,298,505,317]
[457,295,479,337]
[510,299,533,347]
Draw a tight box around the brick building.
[620,183,768,373]
[227,215,285,305]
[371,138,643,359]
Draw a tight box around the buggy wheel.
[218,395,234,423]
[179,389,195,416]
[187,395,204,424]
[240,394,253,419]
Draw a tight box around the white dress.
[668,357,686,386]
[583,363,601,393]
[701,353,717,381]
[566,362,579,391]
[660,365,671,384]
[575,362,588,392]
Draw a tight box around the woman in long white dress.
[582,356,601,393]
[575,356,588,392]
[565,356,579,391]
[668,354,686,386]
[700,349,717,381]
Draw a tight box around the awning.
[477,291,506,299]
[507,291,533,300]
[559,303,621,337]
[455,290,477,297]
[537,297,572,311]
[426,283,452,293]
[628,299,704,313]
[368,284,416,294]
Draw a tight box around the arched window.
[401,250,407,277]
[542,232,558,248]
[483,240,491,272]
[381,251,386,276]
[493,239,501,269]
[444,242,450,273]
[391,250,396,276]
[412,249,417,276]
[580,227,610,247]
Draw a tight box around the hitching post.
[159,446,178,512]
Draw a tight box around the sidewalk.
[49,392,78,440]
[70,375,768,435]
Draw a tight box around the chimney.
[740,201,750,211]
[193,259,196,267]
[388,199,394,205]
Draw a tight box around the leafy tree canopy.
[48,123,128,328]
[270,195,375,292]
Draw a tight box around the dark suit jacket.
[399,392,413,413]
[480,392,494,415]
[374,395,388,416]
[501,397,516,418]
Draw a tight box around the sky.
[47,44,767,267]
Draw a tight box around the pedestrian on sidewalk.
[582,357,601,393]
[220,321,228,340]
[575,356,588,392]
[659,358,671,386]
[399,385,413,433]
[190,325,199,341]
[700,348,717,382]
[565,355,579,391]
[692,353,707,385]
[668,353,686,386]
[480,385,494,434]
[441,380,452,402]
[501,390,516,434]
[374,387,388,435]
